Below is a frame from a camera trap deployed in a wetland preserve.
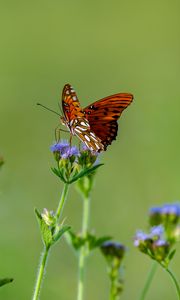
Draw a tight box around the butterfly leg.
[78,141,81,151]
[55,125,69,143]
[69,134,72,148]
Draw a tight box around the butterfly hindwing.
[72,118,104,152]
[83,93,133,149]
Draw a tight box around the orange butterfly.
[60,84,133,152]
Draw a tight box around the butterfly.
[60,84,133,152]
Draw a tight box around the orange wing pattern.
[62,84,84,122]
[84,93,133,150]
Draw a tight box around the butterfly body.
[61,84,133,152]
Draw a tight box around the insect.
[60,84,133,152]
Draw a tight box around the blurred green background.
[1,0,180,299]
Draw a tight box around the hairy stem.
[32,183,69,300]
[32,246,50,300]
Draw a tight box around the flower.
[134,230,150,247]
[134,225,172,262]
[150,225,164,239]
[101,241,126,260]
[149,202,180,226]
[41,208,56,226]
[78,145,100,168]
[161,203,180,217]
[50,140,79,160]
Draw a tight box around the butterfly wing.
[84,93,133,150]
[62,84,84,122]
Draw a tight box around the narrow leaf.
[0,278,13,287]
[53,225,71,243]
[168,249,176,261]
[69,164,103,184]
[51,167,67,183]
[34,208,42,222]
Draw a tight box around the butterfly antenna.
[37,103,61,116]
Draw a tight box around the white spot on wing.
[80,121,88,127]
[69,120,74,126]
[76,126,87,131]
[85,135,90,142]
[66,90,70,95]
[72,96,77,101]
[95,143,100,149]
[89,132,98,142]
[74,128,81,134]
[90,132,96,137]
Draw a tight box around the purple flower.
[134,230,149,247]
[149,206,162,215]
[154,239,168,247]
[150,203,180,217]
[50,140,79,159]
[50,140,69,152]
[81,144,99,156]
[150,225,164,239]
[101,241,126,259]
[161,203,180,216]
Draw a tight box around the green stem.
[138,261,158,300]
[56,183,69,220]
[165,267,180,300]
[32,246,50,300]
[32,183,69,300]
[77,196,90,300]
[109,278,117,300]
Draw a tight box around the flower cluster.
[50,140,102,185]
[134,202,180,266]
[149,202,180,244]
[134,225,170,263]
[149,202,180,225]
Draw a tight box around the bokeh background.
[1,1,180,299]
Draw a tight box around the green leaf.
[65,230,85,250]
[0,278,13,287]
[69,164,103,184]
[51,167,67,183]
[34,208,42,221]
[168,249,176,261]
[52,225,71,244]
[35,208,52,247]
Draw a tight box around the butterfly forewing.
[62,84,84,122]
